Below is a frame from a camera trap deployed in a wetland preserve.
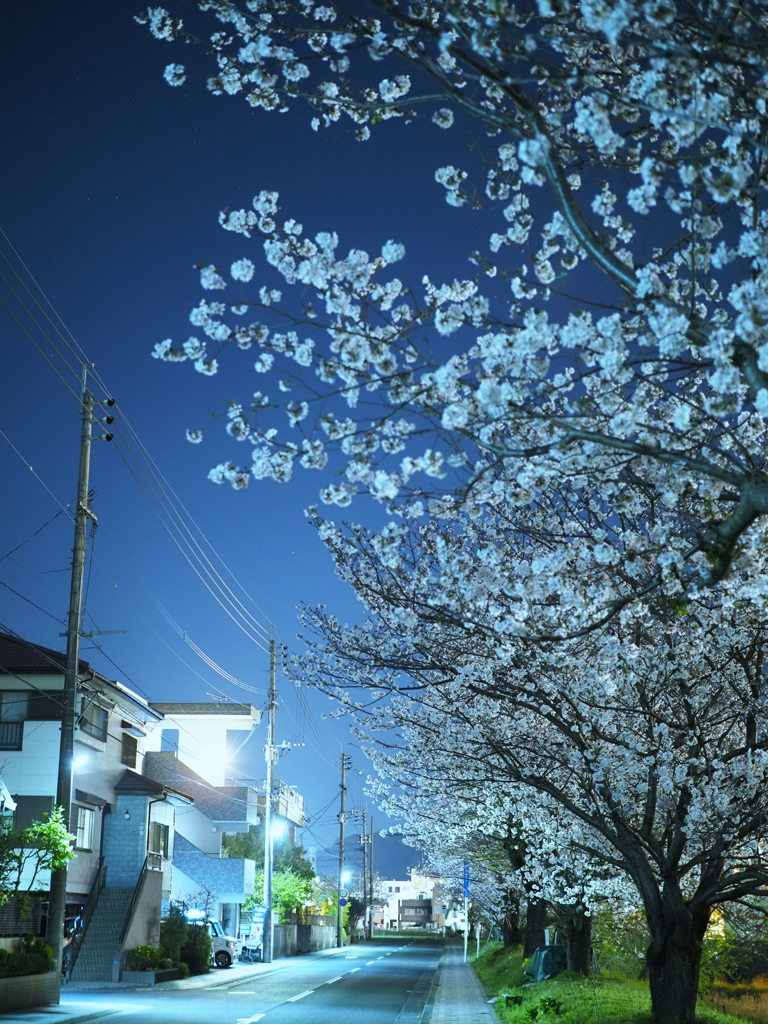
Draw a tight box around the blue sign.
[463,862,470,898]
[248,904,268,926]
[339,897,348,907]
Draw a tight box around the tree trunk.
[556,904,592,975]
[501,906,523,948]
[524,899,547,957]
[645,889,710,1024]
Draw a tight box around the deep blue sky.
[0,0,501,877]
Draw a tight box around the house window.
[160,729,179,753]
[121,732,138,768]
[394,886,400,893]
[14,795,54,832]
[79,699,108,741]
[148,821,169,859]
[0,691,29,750]
[74,806,95,851]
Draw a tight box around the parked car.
[206,919,240,968]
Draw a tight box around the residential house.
[143,702,262,938]
[0,631,185,978]
[0,636,310,976]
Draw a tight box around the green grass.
[471,943,748,1024]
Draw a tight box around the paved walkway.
[7,942,495,1024]
[425,942,494,1024]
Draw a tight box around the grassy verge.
[703,978,768,1024]
[471,943,747,1024]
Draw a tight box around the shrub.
[160,905,188,962]
[180,923,211,975]
[126,945,171,971]
[172,959,190,979]
[0,936,54,979]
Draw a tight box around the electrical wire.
[0,230,279,668]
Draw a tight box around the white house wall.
[144,711,257,788]
[171,803,223,856]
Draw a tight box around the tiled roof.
[114,770,165,796]
[0,631,90,675]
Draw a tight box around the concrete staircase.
[69,888,133,982]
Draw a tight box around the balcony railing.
[0,721,23,750]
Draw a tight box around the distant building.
[372,868,444,930]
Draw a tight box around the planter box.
[0,970,59,1011]
[122,968,181,986]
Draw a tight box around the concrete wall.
[296,923,336,954]
[0,970,59,1011]
[123,868,163,950]
[273,924,297,959]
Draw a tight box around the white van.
[207,919,241,968]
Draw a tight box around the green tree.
[222,823,315,878]
[0,807,75,906]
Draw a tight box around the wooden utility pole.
[360,809,368,940]
[336,752,348,948]
[368,815,374,939]
[262,633,277,964]
[49,367,94,981]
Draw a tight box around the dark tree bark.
[501,905,523,948]
[556,904,592,975]
[524,898,548,957]
[643,881,711,1024]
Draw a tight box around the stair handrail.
[118,855,150,949]
[64,857,105,981]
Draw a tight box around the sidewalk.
[424,942,495,1024]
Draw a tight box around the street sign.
[463,861,470,898]
[339,888,348,897]
[339,897,348,907]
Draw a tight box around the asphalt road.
[62,938,443,1024]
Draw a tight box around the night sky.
[0,1,499,876]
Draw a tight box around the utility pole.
[336,752,349,948]
[262,633,277,964]
[49,367,94,981]
[368,815,374,940]
[359,809,368,942]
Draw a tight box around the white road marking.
[325,975,343,984]
[287,989,315,1002]
[236,1015,265,1024]
[366,960,376,964]
[229,991,256,994]
[348,967,362,973]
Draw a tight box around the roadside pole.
[262,634,277,964]
[336,752,348,947]
[49,367,94,981]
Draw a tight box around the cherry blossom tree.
[293,509,768,1023]
[138,5,768,1019]
[143,0,768,630]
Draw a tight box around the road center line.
[325,975,343,985]
[366,960,376,964]
[348,967,362,973]
[287,989,315,1002]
